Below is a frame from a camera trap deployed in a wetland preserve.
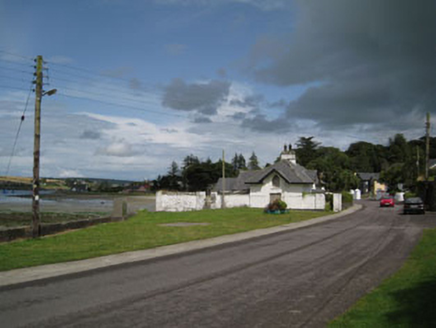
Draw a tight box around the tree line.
[152,134,436,193]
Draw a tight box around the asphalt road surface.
[1,200,436,328]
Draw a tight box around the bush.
[404,192,416,199]
[265,199,288,212]
[325,193,333,211]
[342,191,353,204]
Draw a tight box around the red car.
[380,195,395,207]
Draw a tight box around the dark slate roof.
[214,170,257,192]
[430,159,436,168]
[214,160,317,192]
[245,160,315,184]
[357,172,380,181]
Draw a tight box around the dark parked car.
[403,197,425,214]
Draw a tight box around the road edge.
[0,204,362,288]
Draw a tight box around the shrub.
[342,190,353,204]
[325,193,333,211]
[404,192,416,199]
[265,199,288,212]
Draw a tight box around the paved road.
[1,200,435,328]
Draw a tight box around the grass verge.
[0,211,107,228]
[0,207,328,272]
[329,228,436,328]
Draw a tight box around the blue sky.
[1,0,435,180]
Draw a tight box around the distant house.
[356,172,385,194]
[71,181,89,192]
[214,146,323,209]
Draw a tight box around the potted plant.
[265,199,288,214]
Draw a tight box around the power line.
[4,85,34,176]
[49,61,140,84]
[56,92,185,118]
[0,49,33,61]
[49,66,160,93]
[55,84,159,107]
[0,65,33,75]
[0,84,30,92]
[0,58,34,68]
[0,74,33,84]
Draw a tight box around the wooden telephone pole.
[425,112,431,183]
[32,55,43,238]
[221,150,226,209]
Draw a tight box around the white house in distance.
[156,146,327,212]
[214,145,324,210]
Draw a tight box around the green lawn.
[329,228,436,328]
[0,207,328,271]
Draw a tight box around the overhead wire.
[0,49,33,61]
[48,61,142,85]
[0,65,34,75]
[0,74,34,84]
[56,92,186,118]
[4,84,34,176]
[0,85,30,92]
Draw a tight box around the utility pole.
[425,112,430,183]
[32,55,43,238]
[417,146,420,178]
[222,149,226,209]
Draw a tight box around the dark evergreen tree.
[295,136,321,167]
[248,152,261,170]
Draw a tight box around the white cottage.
[215,146,324,210]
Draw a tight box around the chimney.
[280,145,296,164]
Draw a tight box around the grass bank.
[0,211,106,228]
[0,207,328,271]
[329,228,436,327]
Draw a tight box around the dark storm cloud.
[241,114,290,133]
[193,116,212,123]
[248,0,436,129]
[80,129,101,140]
[162,78,231,115]
[129,78,142,90]
[228,112,247,121]
[229,94,263,108]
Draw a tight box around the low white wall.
[211,193,250,209]
[249,194,269,208]
[156,191,206,212]
[156,190,325,212]
[333,193,342,212]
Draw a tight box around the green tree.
[248,152,261,170]
[238,154,247,170]
[296,136,321,167]
[380,163,405,191]
[307,147,353,191]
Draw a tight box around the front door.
[270,193,282,203]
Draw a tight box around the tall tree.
[248,152,261,170]
[296,136,321,167]
[231,153,239,171]
[237,153,247,170]
[166,161,181,190]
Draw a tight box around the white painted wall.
[211,193,250,209]
[156,191,206,212]
[155,173,325,212]
[333,193,342,212]
[249,174,316,209]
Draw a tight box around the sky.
[1,0,436,181]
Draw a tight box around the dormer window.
[272,175,280,188]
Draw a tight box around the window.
[272,175,280,188]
